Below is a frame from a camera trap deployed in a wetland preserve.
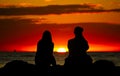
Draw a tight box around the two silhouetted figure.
[35,30,56,69]
[34,26,93,72]
[35,26,92,69]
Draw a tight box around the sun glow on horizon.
[14,43,120,52]
[55,47,68,53]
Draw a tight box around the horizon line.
[0,50,120,53]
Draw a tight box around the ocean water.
[0,52,120,68]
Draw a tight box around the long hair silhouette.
[35,30,56,68]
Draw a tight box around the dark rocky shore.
[0,60,120,76]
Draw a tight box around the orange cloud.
[45,0,52,2]
[110,2,120,7]
[0,3,34,8]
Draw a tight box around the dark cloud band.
[0,4,120,16]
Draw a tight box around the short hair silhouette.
[64,26,92,67]
[74,26,83,34]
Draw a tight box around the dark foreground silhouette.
[35,30,56,70]
[0,59,120,76]
[64,26,93,69]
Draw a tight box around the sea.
[0,52,120,68]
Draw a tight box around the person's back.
[35,30,56,69]
[64,26,92,67]
[68,36,89,57]
[68,26,89,57]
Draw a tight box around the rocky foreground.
[0,60,120,76]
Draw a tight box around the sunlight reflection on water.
[0,52,120,68]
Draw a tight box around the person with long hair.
[35,30,56,69]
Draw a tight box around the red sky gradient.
[0,0,120,52]
[0,22,120,52]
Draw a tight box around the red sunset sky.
[0,0,120,52]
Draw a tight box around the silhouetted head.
[74,26,83,37]
[42,30,52,42]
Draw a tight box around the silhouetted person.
[35,30,56,70]
[64,26,92,68]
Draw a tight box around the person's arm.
[82,40,89,52]
[52,56,56,66]
[51,43,56,66]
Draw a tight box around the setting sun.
[56,48,68,53]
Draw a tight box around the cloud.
[45,0,52,2]
[0,3,33,8]
[110,2,120,7]
[0,4,120,16]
